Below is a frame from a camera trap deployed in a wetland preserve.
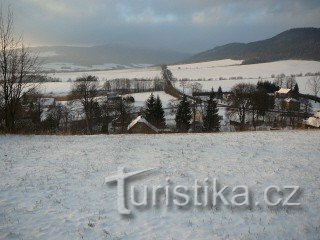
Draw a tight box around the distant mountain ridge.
[31,44,191,67]
[186,28,320,64]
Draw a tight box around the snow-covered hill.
[41,60,320,96]
[1,131,320,239]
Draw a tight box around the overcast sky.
[4,0,320,53]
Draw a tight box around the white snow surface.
[1,131,320,239]
[170,60,320,79]
[125,91,177,108]
[47,60,320,82]
[41,62,153,72]
[41,60,320,96]
[170,59,243,70]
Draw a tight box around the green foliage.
[293,83,300,95]
[145,93,156,124]
[252,90,274,116]
[257,80,279,93]
[203,91,220,132]
[145,93,166,128]
[175,95,192,132]
[217,86,223,99]
[154,95,166,128]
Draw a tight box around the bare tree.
[116,97,133,134]
[273,73,286,88]
[188,82,202,95]
[227,83,256,128]
[285,76,297,90]
[70,75,100,134]
[179,79,188,93]
[307,76,320,97]
[0,7,41,132]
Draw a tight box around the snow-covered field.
[38,82,72,97]
[42,62,153,72]
[170,59,243,70]
[125,91,177,109]
[48,60,320,82]
[1,131,320,239]
[47,66,161,82]
[41,60,320,96]
[170,60,320,79]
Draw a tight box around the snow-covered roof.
[127,116,159,133]
[276,88,291,94]
[284,98,299,103]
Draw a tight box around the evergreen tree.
[203,91,220,132]
[145,93,156,124]
[293,83,299,96]
[117,98,133,133]
[175,95,192,132]
[154,95,166,128]
[257,80,279,93]
[217,86,223,99]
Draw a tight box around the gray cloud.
[4,0,320,53]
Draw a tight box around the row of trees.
[143,90,221,133]
[225,80,312,130]
[175,91,220,132]
[105,77,165,94]
[68,75,135,134]
[144,93,166,129]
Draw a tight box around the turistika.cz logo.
[105,167,301,215]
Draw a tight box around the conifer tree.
[203,90,220,132]
[154,95,166,128]
[175,95,192,132]
[145,93,156,125]
[217,86,223,99]
[293,83,299,96]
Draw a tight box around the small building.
[127,116,159,134]
[275,88,292,98]
[39,98,56,108]
[106,91,121,101]
[283,98,300,111]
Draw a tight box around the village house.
[274,88,300,112]
[127,116,159,134]
[282,98,300,111]
[275,88,292,98]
